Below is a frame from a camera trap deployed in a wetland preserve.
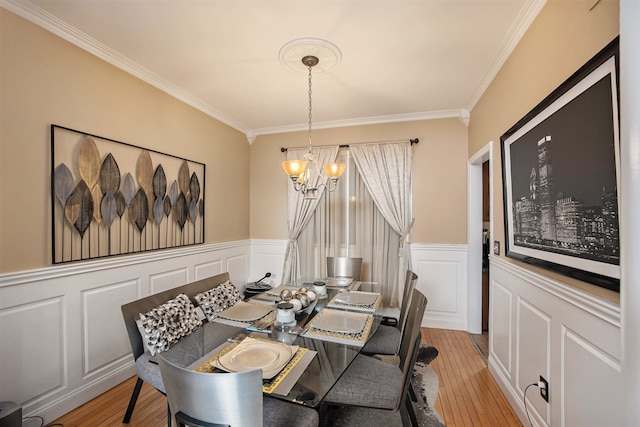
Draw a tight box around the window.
[297,148,402,306]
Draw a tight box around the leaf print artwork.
[52,125,205,262]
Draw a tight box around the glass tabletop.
[161,279,383,408]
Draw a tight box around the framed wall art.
[51,124,205,264]
[500,37,620,292]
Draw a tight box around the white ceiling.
[4,0,546,139]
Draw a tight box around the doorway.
[473,160,490,360]
[468,142,492,362]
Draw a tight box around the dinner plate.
[312,309,367,334]
[325,277,353,287]
[334,291,379,306]
[232,345,279,369]
[214,338,295,379]
[217,301,273,321]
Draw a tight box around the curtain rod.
[280,138,418,153]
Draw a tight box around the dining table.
[158,278,384,408]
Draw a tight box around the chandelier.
[280,40,346,199]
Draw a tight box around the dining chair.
[158,355,319,427]
[326,256,363,280]
[321,289,428,427]
[361,269,418,356]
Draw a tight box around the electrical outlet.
[540,375,549,402]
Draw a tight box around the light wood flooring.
[51,328,520,427]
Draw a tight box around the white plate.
[312,309,367,334]
[325,277,353,287]
[213,338,296,379]
[217,301,273,321]
[231,345,280,369]
[334,291,379,306]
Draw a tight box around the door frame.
[468,141,493,333]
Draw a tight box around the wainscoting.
[249,240,470,331]
[1,238,466,423]
[0,241,251,423]
[410,243,469,330]
[489,256,623,427]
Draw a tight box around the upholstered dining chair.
[321,289,428,427]
[158,355,319,427]
[326,256,363,280]
[361,269,418,356]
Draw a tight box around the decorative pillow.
[135,293,202,356]
[195,281,242,322]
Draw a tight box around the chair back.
[121,272,230,361]
[326,256,363,280]
[158,354,263,427]
[397,270,418,337]
[395,289,428,411]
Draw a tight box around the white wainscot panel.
[149,268,188,294]
[517,298,551,424]
[411,244,467,330]
[254,253,285,286]
[562,326,623,427]
[227,253,248,290]
[416,260,458,313]
[0,297,64,404]
[82,280,139,377]
[250,239,287,286]
[194,259,223,281]
[491,279,513,379]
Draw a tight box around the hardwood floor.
[424,328,521,426]
[51,328,520,426]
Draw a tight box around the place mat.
[249,292,280,303]
[194,339,314,396]
[212,302,276,328]
[217,301,273,321]
[303,310,374,347]
[327,291,382,313]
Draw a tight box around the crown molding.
[251,108,471,138]
[1,0,251,134]
[466,0,547,112]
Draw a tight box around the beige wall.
[469,0,620,300]
[0,10,250,273]
[250,118,469,244]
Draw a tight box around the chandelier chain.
[280,48,345,199]
[307,63,313,152]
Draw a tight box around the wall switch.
[540,375,549,402]
[493,241,500,255]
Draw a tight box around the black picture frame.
[500,37,620,292]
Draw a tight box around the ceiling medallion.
[278,37,342,74]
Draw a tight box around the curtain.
[297,148,402,306]
[281,145,339,284]
[354,175,401,306]
[350,142,413,305]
